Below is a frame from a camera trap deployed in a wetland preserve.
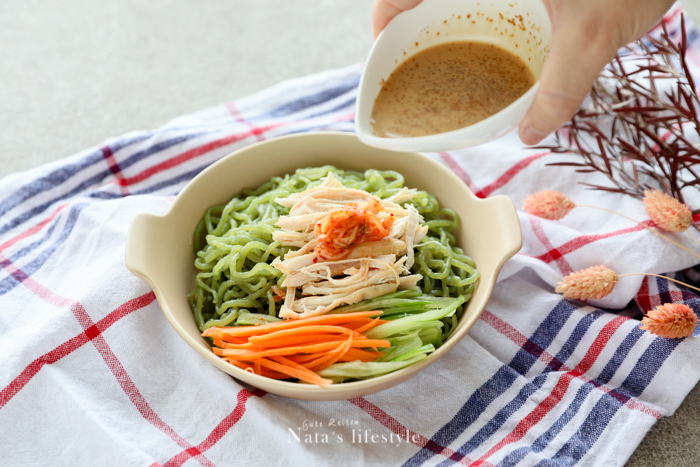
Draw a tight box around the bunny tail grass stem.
[577,204,700,262]
[619,273,700,294]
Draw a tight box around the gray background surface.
[1,1,697,465]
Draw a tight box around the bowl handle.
[125,213,162,282]
[485,194,523,258]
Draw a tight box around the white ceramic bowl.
[125,132,522,400]
[355,0,551,152]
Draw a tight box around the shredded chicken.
[272,173,427,319]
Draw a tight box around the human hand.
[370,0,676,146]
[518,0,675,145]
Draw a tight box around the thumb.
[518,21,619,145]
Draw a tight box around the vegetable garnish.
[203,311,388,387]
[313,199,394,260]
[202,294,465,387]
[202,310,383,339]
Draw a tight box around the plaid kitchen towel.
[2,6,700,467]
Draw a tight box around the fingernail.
[519,126,548,146]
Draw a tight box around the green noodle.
[188,166,479,333]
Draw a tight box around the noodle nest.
[188,166,479,336]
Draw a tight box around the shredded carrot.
[214,341,262,350]
[287,352,332,364]
[350,316,386,334]
[339,316,386,333]
[225,359,289,379]
[339,317,382,327]
[221,338,390,361]
[305,334,354,371]
[340,347,384,361]
[224,358,251,370]
[213,337,249,348]
[297,351,341,369]
[202,310,382,339]
[204,310,391,387]
[301,335,353,371]
[222,341,348,360]
[212,336,246,347]
[287,346,383,365]
[247,325,361,343]
[220,334,340,350]
[259,356,333,387]
[257,334,346,348]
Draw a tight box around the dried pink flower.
[523,190,576,221]
[643,189,693,232]
[639,303,697,339]
[555,265,618,300]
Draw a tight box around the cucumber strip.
[391,344,435,362]
[364,295,465,339]
[234,312,282,325]
[317,354,428,379]
[378,334,423,362]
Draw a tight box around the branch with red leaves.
[541,15,700,208]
